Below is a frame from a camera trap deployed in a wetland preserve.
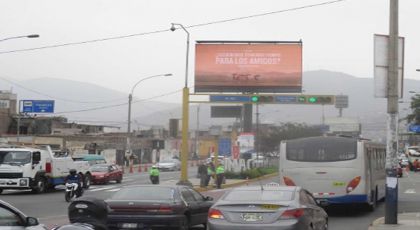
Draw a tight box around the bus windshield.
[286,137,357,162]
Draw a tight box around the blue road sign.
[21,100,55,113]
[408,124,420,133]
[210,95,250,103]
[275,95,298,103]
[218,138,231,157]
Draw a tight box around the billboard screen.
[194,42,302,93]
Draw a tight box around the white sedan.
[156,159,181,171]
[0,200,46,229]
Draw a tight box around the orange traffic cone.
[138,164,142,173]
[129,164,134,173]
[144,164,148,172]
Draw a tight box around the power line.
[54,88,182,114]
[0,0,347,54]
[0,76,127,104]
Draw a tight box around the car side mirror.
[205,196,214,201]
[26,217,39,226]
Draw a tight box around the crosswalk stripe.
[107,188,121,192]
[89,186,117,192]
[404,189,416,194]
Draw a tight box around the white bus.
[279,136,386,210]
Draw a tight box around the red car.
[91,164,123,184]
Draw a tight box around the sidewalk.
[159,173,279,192]
[369,213,420,230]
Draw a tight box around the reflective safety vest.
[216,166,225,174]
[149,168,160,176]
[207,167,214,175]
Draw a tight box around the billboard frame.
[194,40,303,93]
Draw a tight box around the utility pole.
[256,103,260,166]
[385,0,399,225]
[195,105,200,158]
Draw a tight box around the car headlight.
[19,179,28,186]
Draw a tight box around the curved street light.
[4,34,41,143]
[170,23,192,186]
[126,73,172,156]
[0,34,39,42]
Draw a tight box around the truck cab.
[0,145,91,194]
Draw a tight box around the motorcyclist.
[65,169,83,197]
[53,197,109,230]
[149,165,160,184]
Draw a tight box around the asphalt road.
[1,168,420,230]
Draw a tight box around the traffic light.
[250,95,274,103]
[306,95,334,104]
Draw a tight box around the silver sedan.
[207,185,328,230]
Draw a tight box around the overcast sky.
[0,0,419,104]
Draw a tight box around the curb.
[194,172,279,192]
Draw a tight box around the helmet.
[69,169,77,175]
[152,165,157,169]
[68,197,109,230]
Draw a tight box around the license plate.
[241,213,263,222]
[120,223,138,228]
[333,181,345,186]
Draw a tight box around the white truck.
[0,144,92,194]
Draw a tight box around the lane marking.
[107,188,121,192]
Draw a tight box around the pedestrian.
[198,163,207,188]
[215,164,225,189]
[414,159,420,172]
[206,162,215,187]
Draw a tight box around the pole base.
[176,180,193,187]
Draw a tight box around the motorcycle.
[65,182,82,202]
[150,175,159,184]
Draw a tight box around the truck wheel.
[0,189,3,194]
[83,174,91,189]
[32,177,47,194]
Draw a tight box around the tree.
[406,94,420,125]
[257,122,322,154]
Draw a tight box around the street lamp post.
[126,74,172,161]
[0,34,40,143]
[171,23,192,186]
[0,34,39,42]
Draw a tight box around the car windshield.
[111,187,176,201]
[160,160,174,163]
[0,151,32,165]
[223,190,293,201]
[90,166,109,172]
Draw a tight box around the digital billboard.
[194,42,302,93]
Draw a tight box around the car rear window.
[111,187,176,200]
[223,190,293,201]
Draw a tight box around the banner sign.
[21,100,55,113]
[195,42,302,93]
